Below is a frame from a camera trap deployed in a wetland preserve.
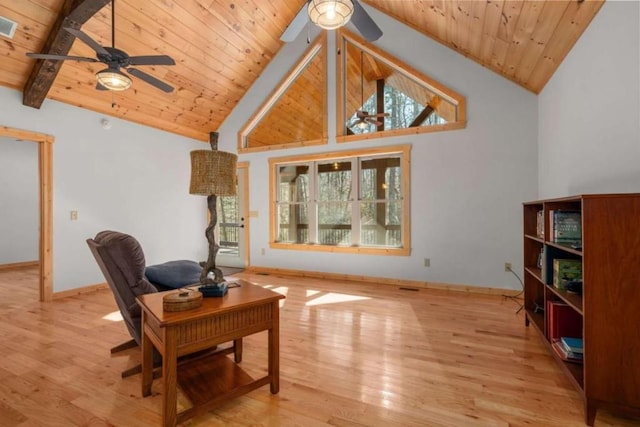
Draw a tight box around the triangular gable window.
[238,35,327,153]
[337,29,466,141]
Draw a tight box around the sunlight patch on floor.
[380,389,394,408]
[102,310,123,322]
[305,292,371,306]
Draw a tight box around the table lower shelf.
[176,352,271,423]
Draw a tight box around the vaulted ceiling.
[0,0,603,142]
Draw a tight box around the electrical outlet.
[261,248,266,256]
[504,262,512,272]
[424,258,430,267]
[70,210,78,220]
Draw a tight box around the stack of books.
[549,210,582,247]
[552,337,583,363]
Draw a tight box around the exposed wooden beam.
[376,78,384,132]
[409,105,435,128]
[23,0,110,109]
[409,96,441,128]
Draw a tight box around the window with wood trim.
[238,35,327,153]
[337,29,466,142]
[269,145,411,255]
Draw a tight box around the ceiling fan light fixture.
[355,119,371,131]
[308,0,354,30]
[96,67,132,91]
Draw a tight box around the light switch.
[70,210,78,220]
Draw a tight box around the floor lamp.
[189,132,237,295]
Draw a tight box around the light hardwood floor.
[0,267,637,427]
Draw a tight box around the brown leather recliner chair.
[87,230,163,377]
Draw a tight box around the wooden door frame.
[1,126,53,302]
[237,162,250,267]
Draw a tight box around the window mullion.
[309,161,317,244]
[352,157,360,246]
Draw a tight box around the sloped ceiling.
[0,1,603,141]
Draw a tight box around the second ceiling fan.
[26,0,175,93]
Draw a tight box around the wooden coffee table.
[137,280,285,427]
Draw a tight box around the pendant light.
[308,0,354,30]
[96,67,131,91]
[95,0,132,91]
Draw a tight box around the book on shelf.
[560,337,583,354]
[547,300,582,341]
[550,210,582,246]
[537,247,544,269]
[552,339,583,363]
[536,210,544,238]
[553,259,582,291]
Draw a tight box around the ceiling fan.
[26,0,175,93]
[353,109,388,128]
[281,0,383,43]
[351,50,388,130]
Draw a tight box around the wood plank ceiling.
[0,1,603,142]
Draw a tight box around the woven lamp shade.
[189,150,237,196]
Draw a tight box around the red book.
[548,301,582,341]
[546,300,553,337]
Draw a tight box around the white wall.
[0,138,38,264]
[0,86,208,291]
[538,1,640,198]
[218,6,538,290]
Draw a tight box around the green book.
[553,259,582,290]
[553,211,581,245]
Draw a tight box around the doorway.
[216,162,249,269]
[0,125,53,301]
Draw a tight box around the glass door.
[216,164,248,268]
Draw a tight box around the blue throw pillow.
[145,260,202,289]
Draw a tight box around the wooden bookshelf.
[523,194,640,426]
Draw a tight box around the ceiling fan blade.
[372,112,390,117]
[366,118,383,126]
[280,1,310,42]
[26,52,97,62]
[125,67,174,93]
[128,55,176,66]
[64,27,110,56]
[351,0,383,42]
